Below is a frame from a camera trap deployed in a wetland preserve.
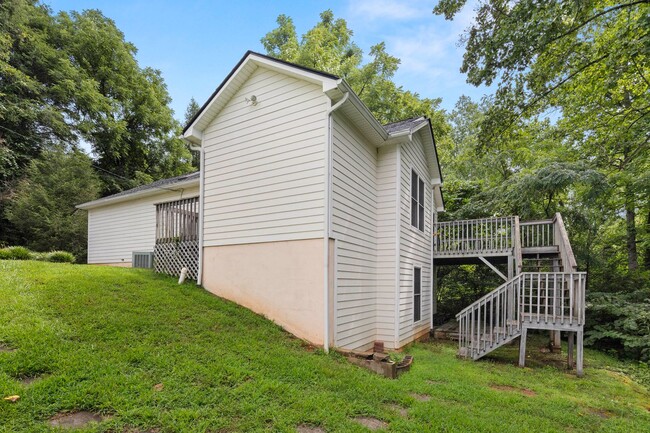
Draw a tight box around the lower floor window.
[414,267,421,322]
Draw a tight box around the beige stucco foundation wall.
[202,238,325,345]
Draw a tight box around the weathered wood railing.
[553,213,578,272]
[520,219,554,248]
[519,272,586,327]
[457,271,586,360]
[519,213,577,270]
[434,217,515,256]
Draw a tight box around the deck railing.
[434,217,515,257]
[519,214,577,271]
[519,272,586,327]
[457,271,586,359]
[553,213,578,272]
[520,219,554,248]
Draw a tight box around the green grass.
[1,261,648,433]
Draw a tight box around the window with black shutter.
[414,267,421,322]
[411,169,425,231]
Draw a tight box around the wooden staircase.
[434,213,586,376]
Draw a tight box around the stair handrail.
[455,274,521,317]
[514,216,522,274]
[456,273,524,358]
[553,213,578,272]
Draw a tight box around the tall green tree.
[434,0,650,272]
[6,148,101,261]
[261,10,449,136]
[0,0,193,196]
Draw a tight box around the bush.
[585,281,650,362]
[0,246,33,260]
[46,251,76,263]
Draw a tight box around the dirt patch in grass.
[410,393,431,401]
[19,375,43,386]
[296,425,326,433]
[490,384,536,396]
[48,411,106,428]
[352,417,388,430]
[587,408,615,419]
[0,344,16,353]
[387,404,408,417]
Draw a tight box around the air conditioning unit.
[132,252,154,269]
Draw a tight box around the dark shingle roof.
[103,171,199,200]
[382,117,427,134]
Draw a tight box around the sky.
[45,0,491,122]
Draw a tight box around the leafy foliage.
[586,282,650,361]
[0,0,194,195]
[5,148,101,262]
[261,10,450,136]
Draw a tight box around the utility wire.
[1,123,193,195]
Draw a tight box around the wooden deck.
[434,213,586,376]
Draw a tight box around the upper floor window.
[411,169,425,231]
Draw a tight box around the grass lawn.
[1,261,649,432]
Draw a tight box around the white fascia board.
[185,53,340,141]
[249,54,340,90]
[337,80,388,145]
[76,178,199,210]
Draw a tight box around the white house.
[78,51,445,353]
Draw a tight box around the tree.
[6,148,101,261]
[261,10,449,136]
[434,0,650,272]
[184,97,201,169]
[0,0,193,196]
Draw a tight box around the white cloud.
[388,25,458,74]
[347,0,431,22]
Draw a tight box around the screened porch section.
[154,197,199,280]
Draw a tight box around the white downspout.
[190,143,205,286]
[323,92,349,352]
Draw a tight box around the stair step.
[521,246,560,255]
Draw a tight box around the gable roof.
[76,171,199,210]
[183,51,339,136]
[183,50,444,210]
[383,117,428,135]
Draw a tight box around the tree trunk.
[645,209,650,271]
[625,190,638,272]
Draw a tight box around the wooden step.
[521,246,560,256]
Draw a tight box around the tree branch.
[545,1,650,46]
[487,53,610,144]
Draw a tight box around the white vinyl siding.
[375,144,399,348]
[399,134,433,346]
[201,66,329,246]
[331,113,378,351]
[86,186,200,264]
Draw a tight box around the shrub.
[31,252,48,261]
[585,281,650,362]
[0,246,33,260]
[46,251,76,263]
